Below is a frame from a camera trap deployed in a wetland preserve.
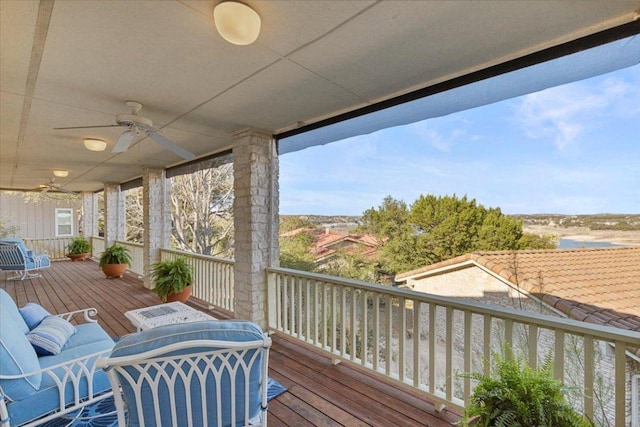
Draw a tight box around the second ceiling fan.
[55,101,195,161]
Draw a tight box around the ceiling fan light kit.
[58,101,195,160]
[52,169,69,177]
[84,138,107,151]
[214,1,261,46]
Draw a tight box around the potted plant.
[98,243,132,278]
[66,237,91,261]
[150,257,193,303]
[460,350,593,427]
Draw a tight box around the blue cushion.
[9,332,115,427]
[110,320,266,427]
[0,293,42,401]
[26,316,77,356]
[0,289,29,334]
[19,303,52,330]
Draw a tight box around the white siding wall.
[0,193,81,239]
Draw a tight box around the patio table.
[125,301,216,331]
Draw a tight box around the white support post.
[81,191,98,238]
[103,182,125,247]
[142,167,169,288]
[232,129,279,329]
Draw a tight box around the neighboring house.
[281,227,382,265]
[0,192,81,239]
[395,246,640,426]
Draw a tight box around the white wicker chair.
[97,320,271,427]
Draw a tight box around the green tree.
[362,194,549,275]
[518,232,557,249]
[279,228,316,271]
[320,250,379,282]
[279,216,316,233]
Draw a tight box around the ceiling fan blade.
[54,124,120,130]
[147,131,195,161]
[112,130,136,153]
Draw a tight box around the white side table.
[125,301,215,331]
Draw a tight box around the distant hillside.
[280,215,361,228]
[281,214,640,232]
[511,214,640,231]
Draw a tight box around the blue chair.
[97,320,272,427]
[0,238,51,281]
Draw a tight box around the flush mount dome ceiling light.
[214,1,261,46]
[53,169,68,178]
[84,138,107,152]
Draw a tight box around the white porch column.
[142,167,170,288]
[81,192,98,238]
[103,182,125,246]
[233,129,279,329]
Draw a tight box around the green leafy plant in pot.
[66,237,91,261]
[98,243,132,279]
[459,349,593,427]
[150,257,193,303]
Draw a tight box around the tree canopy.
[359,194,555,274]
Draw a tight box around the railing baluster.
[445,306,453,401]
[554,329,565,380]
[583,334,594,421]
[385,294,392,376]
[464,310,472,405]
[529,324,538,369]
[483,314,491,376]
[413,300,421,387]
[614,341,626,425]
[373,293,380,372]
[399,297,406,382]
[331,284,337,355]
[350,288,357,362]
[428,302,436,395]
[361,289,368,366]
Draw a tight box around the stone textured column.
[233,129,279,329]
[142,167,170,288]
[103,182,125,246]
[81,192,98,238]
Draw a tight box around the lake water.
[557,239,618,249]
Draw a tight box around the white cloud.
[516,67,640,151]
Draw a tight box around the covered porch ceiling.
[1,0,639,193]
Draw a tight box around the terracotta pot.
[165,285,192,303]
[101,263,128,279]
[67,253,90,261]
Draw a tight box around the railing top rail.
[159,248,234,265]
[267,266,640,344]
[114,240,144,248]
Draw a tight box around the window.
[55,208,73,237]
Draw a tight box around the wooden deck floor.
[1,260,460,427]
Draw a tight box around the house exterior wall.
[0,192,81,239]
[404,265,638,426]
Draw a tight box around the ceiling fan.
[54,101,195,161]
[34,178,75,194]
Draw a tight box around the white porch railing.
[89,237,143,276]
[160,249,234,312]
[24,237,74,260]
[90,236,105,259]
[114,240,144,277]
[267,267,640,426]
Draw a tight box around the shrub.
[460,351,593,427]
[66,237,91,254]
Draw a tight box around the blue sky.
[280,64,640,216]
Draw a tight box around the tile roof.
[396,247,640,336]
[281,228,383,262]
